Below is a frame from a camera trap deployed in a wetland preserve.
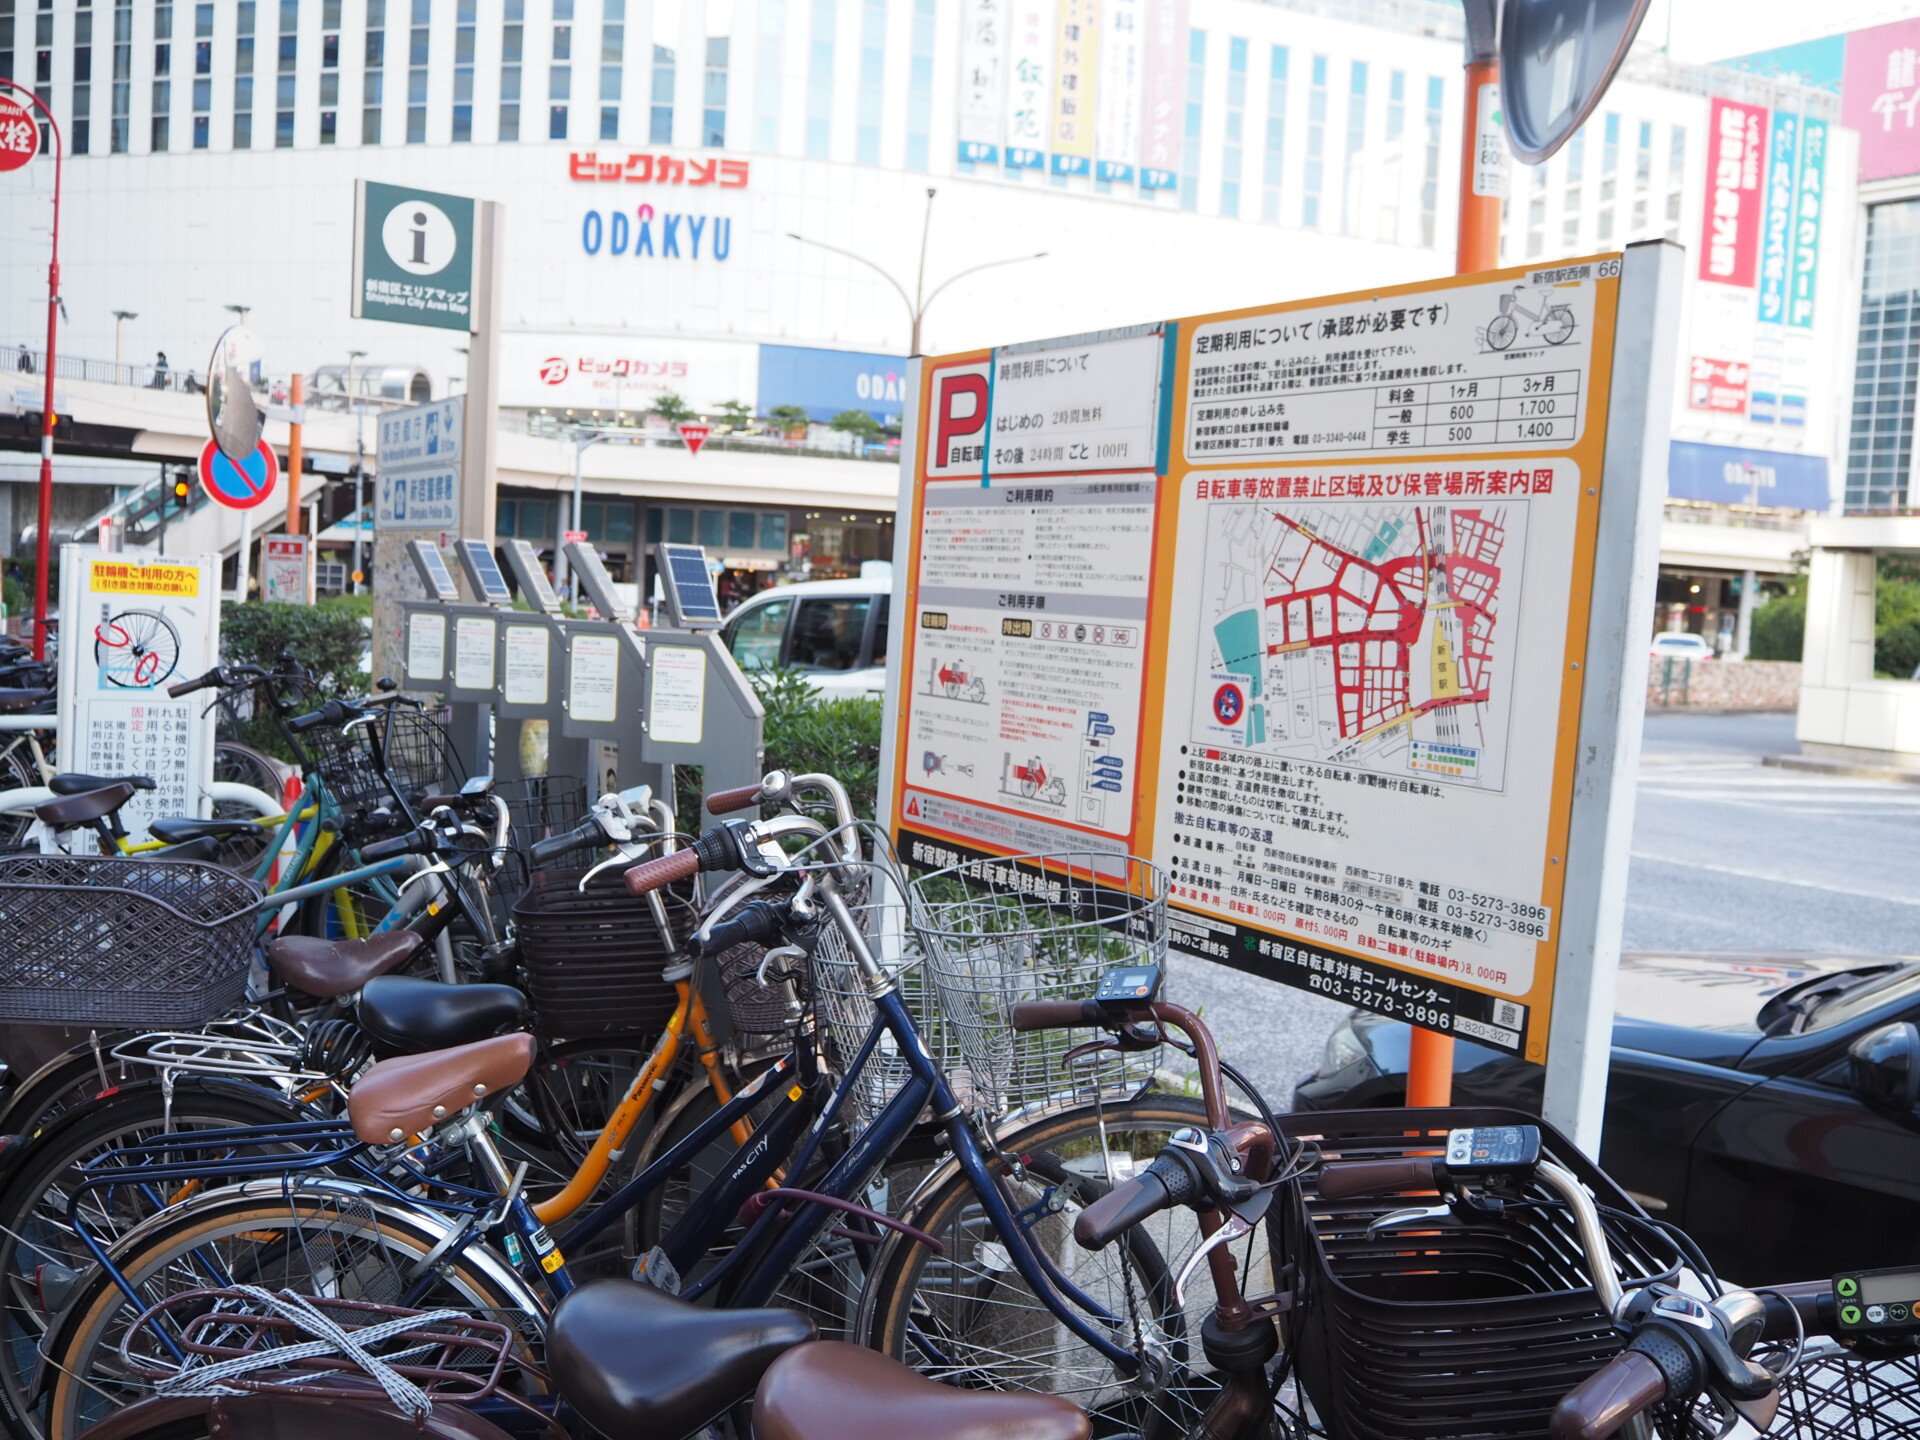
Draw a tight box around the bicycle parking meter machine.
[559,538,762,814]
[397,538,512,779]
[489,537,591,792]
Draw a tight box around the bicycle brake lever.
[1172,1213,1252,1310]
[578,845,645,891]
[1367,1202,1455,1237]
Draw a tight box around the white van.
[719,577,890,700]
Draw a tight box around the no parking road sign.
[197,437,279,510]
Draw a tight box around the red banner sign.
[568,152,749,187]
[1687,357,1750,415]
[1698,98,1768,288]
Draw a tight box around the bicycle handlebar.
[360,830,436,862]
[1074,1152,1203,1251]
[624,846,703,895]
[1316,1158,1441,1199]
[530,820,605,866]
[1008,999,1105,1030]
[691,898,788,955]
[707,783,765,815]
[167,667,223,698]
[288,698,357,734]
[1550,1351,1670,1440]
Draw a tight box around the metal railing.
[1663,502,1816,533]
[8,347,207,395]
[514,412,900,464]
[1650,657,1694,707]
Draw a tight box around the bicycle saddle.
[347,1030,533,1143]
[0,688,53,714]
[33,783,135,827]
[267,931,426,999]
[549,1280,815,1440]
[756,1341,1091,1440]
[147,817,265,844]
[49,772,156,795]
[356,975,528,1057]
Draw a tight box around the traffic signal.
[172,476,191,510]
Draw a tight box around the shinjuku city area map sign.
[891,255,1634,1068]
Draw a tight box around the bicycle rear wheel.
[862,1094,1265,1440]
[41,1184,542,1440]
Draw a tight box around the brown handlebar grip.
[1009,1000,1102,1031]
[706,784,766,815]
[1315,1158,1440,1200]
[1549,1351,1668,1440]
[623,846,702,896]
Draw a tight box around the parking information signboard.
[891,256,1643,1070]
[374,395,464,530]
[55,549,221,842]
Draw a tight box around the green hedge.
[219,598,369,757]
[675,666,884,823]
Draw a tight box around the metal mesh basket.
[907,851,1169,1117]
[304,722,387,814]
[1743,1340,1920,1439]
[500,775,589,864]
[0,855,261,1025]
[371,702,465,806]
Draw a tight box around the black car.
[1293,952,1920,1284]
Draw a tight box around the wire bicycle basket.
[907,851,1170,1117]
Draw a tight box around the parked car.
[1293,952,1920,1282]
[719,578,888,700]
[1649,631,1715,663]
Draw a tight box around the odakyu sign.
[580,206,734,260]
[757,344,909,425]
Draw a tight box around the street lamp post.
[787,188,1047,357]
[347,349,367,593]
[0,79,65,662]
[560,429,619,605]
[112,310,138,370]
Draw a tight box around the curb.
[1761,754,1920,785]
[1646,706,1797,716]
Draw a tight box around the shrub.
[675,666,884,823]
[220,600,369,757]
[1747,591,1805,662]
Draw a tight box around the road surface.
[1177,710,1920,1110]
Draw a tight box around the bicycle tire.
[861,1095,1264,1440]
[0,1080,313,1440]
[0,741,43,850]
[42,1184,543,1440]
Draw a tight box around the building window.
[1562,127,1583,248]
[1419,74,1441,246]
[1632,118,1651,234]
[188,0,209,142]
[0,0,12,83]
[853,0,880,163]
[150,0,170,149]
[1377,68,1404,241]
[1218,35,1244,217]
[109,0,128,151]
[317,0,337,140]
[1665,124,1685,240]
[1846,199,1920,513]
[1304,54,1326,228]
[1526,161,1545,258]
[232,0,251,146]
[753,0,781,149]
[1339,60,1366,235]
[1598,111,1618,242]
[1180,27,1202,211]
[804,0,831,157]
[270,0,293,145]
[361,0,381,140]
[449,0,470,138]
[702,33,725,146]
[1259,45,1287,223]
[904,0,930,169]
[405,0,424,140]
[596,0,619,140]
[497,0,518,137]
[648,39,670,141]
[548,0,569,139]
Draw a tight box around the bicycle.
[33,777,1236,1440]
[1485,282,1577,352]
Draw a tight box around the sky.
[1640,0,1920,65]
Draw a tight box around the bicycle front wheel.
[862,1094,1266,1440]
[42,1184,543,1440]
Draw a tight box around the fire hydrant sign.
[892,258,1632,1067]
[0,95,38,171]
[55,549,221,842]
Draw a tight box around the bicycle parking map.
[891,257,1633,1068]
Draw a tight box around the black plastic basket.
[1755,1343,1920,1439]
[512,866,691,1038]
[0,855,261,1025]
[1274,1106,1691,1440]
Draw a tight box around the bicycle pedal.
[632,1246,682,1295]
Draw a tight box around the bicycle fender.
[77,1382,520,1440]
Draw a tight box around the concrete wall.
[1647,660,1801,710]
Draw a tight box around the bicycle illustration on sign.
[1483,284,1576,353]
[94,609,183,689]
[926,656,988,703]
[1001,753,1067,806]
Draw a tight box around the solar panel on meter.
[407,541,462,603]
[563,539,633,621]
[503,538,563,613]
[457,539,514,607]
[658,544,723,628]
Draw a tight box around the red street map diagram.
[1194,500,1526,790]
